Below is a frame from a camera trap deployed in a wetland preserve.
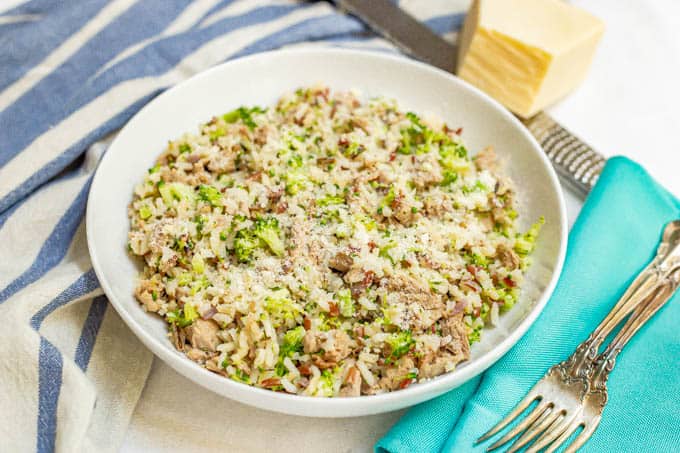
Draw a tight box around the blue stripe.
[0,191,23,230]
[0,91,156,214]
[196,0,236,26]
[0,0,193,167]
[31,269,100,452]
[36,337,62,453]
[226,13,363,60]
[0,180,92,305]
[74,295,108,371]
[424,13,465,35]
[30,269,100,329]
[0,0,111,92]
[0,155,91,230]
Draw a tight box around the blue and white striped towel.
[0,1,465,451]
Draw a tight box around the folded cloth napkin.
[376,156,680,452]
[0,1,466,451]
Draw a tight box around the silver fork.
[476,220,680,452]
[534,269,680,452]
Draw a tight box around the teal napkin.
[376,156,680,452]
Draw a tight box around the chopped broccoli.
[461,180,489,194]
[468,325,482,345]
[467,253,489,267]
[318,194,345,206]
[233,228,260,262]
[138,205,152,220]
[284,169,308,195]
[341,142,364,158]
[190,276,210,296]
[191,255,205,274]
[158,182,194,206]
[336,288,354,317]
[177,273,193,286]
[379,242,397,264]
[515,216,545,255]
[198,184,222,206]
[178,143,191,154]
[166,305,197,327]
[378,185,397,214]
[404,370,419,381]
[318,369,336,397]
[230,368,251,384]
[385,330,415,364]
[280,326,306,357]
[147,164,160,174]
[222,106,265,130]
[398,112,431,155]
[209,127,226,140]
[496,286,519,312]
[439,142,470,172]
[264,290,302,326]
[253,216,285,257]
[287,153,304,168]
[441,170,458,186]
[184,303,199,323]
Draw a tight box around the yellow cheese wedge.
[456,0,604,118]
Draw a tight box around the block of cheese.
[456,0,604,118]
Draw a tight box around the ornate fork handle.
[590,267,680,399]
[559,221,680,384]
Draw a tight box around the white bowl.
[87,48,567,417]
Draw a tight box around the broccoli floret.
[438,142,469,172]
[253,216,285,257]
[233,228,260,262]
[379,242,397,264]
[138,205,152,220]
[284,169,308,195]
[222,106,265,130]
[178,143,192,154]
[377,185,397,215]
[166,304,198,327]
[385,330,415,364]
[441,170,458,186]
[398,112,431,155]
[264,290,302,326]
[209,127,226,140]
[147,164,160,174]
[317,369,336,397]
[177,273,193,286]
[514,216,545,256]
[198,184,222,206]
[184,303,199,323]
[280,326,306,357]
[191,255,205,274]
[190,275,210,296]
[468,326,482,345]
[336,289,354,317]
[287,153,304,168]
[317,194,345,206]
[158,182,195,206]
[496,286,519,312]
[467,253,489,267]
[230,368,251,384]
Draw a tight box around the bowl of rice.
[87,48,567,417]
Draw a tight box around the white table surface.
[121,1,680,451]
